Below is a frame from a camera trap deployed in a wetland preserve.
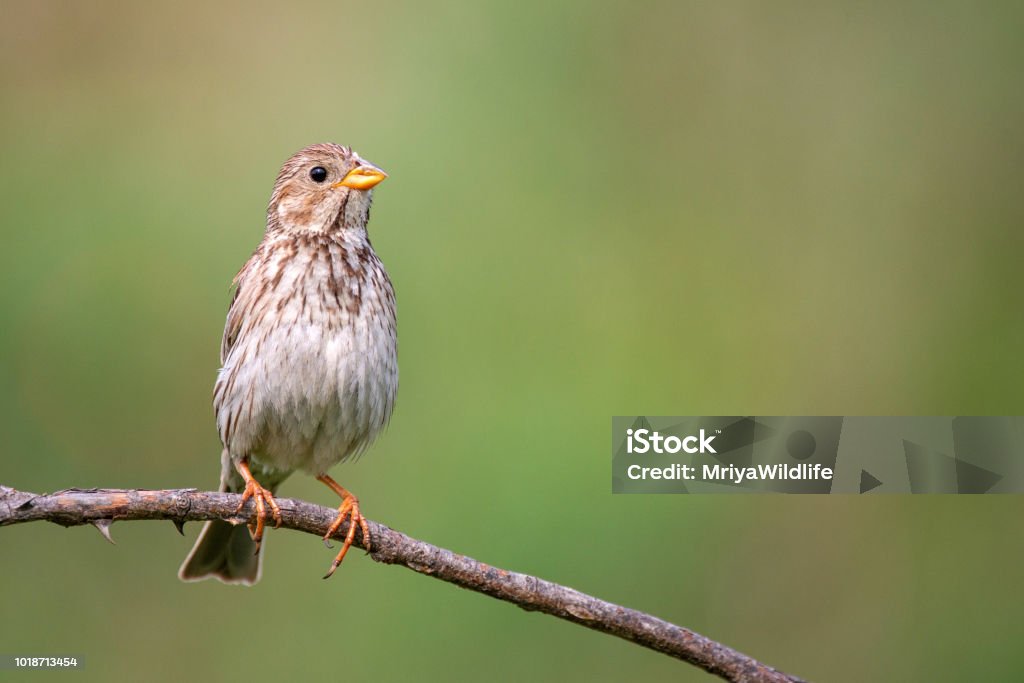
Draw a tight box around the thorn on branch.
[91,519,116,545]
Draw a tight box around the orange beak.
[334,164,387,191]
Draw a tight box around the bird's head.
[267,143,387,234]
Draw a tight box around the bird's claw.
[236,478,281,549]
[321,494,370,579]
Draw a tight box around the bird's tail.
[178,450,289,585]
[178,518,262,585]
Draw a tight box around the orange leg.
[317,474,371,579]
[235,457,282,550]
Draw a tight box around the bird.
[178,143,398,584]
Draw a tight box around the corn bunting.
[179,143,397,584]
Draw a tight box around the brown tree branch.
[0,484,805,683]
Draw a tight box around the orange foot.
[317,474,371,579]
[235,457,282,549]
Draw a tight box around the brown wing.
[219,245,262,365]
[213,257,255,446]
[220,283,244,365]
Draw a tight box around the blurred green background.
[1,2,1022,681]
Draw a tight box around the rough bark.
[0,485,806,683]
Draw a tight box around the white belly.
[214,235,398,477]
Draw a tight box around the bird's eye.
[309,166,328,183]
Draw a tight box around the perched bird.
[179,143,397,584]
